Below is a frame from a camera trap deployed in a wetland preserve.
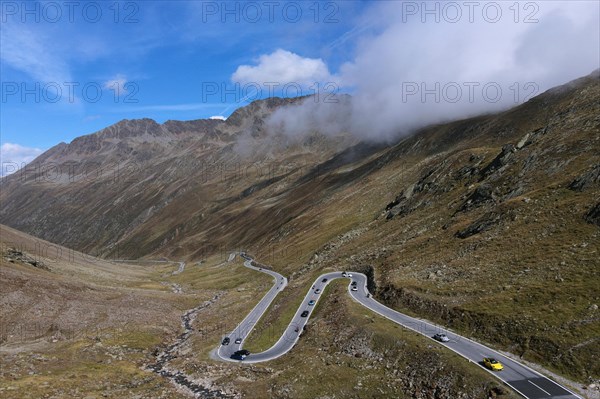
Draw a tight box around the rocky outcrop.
[569,164,600,192]
[480,144,517,179]
[386,168,441,220]
[454,154,485,180]
[225,96,304,128]
[459,184,496,212]
[2,248,50,271]
[455,213,502,239]
[585,202,600,227]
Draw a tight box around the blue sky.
[1,1,369,151]
[1,1,599,170]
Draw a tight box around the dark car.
[221,337,230,345]
[301,310,309,317]
[351,281,357,286]
[308,300,315,306]
[322,278,328,283]
[231,349,250,360]
[235,338,242,344]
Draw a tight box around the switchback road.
[215,254,580,399]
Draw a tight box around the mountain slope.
[1,71,599,384]
[243,70,600,382]
[0,96,357,258]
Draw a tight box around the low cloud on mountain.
[255,1,600,142]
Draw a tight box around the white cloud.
[266,1,600,142]
[0,143,44,177]
[104,74,129,96]
[209,115,226,120]
[0,24,71,83]
[338,1,599,140]
[232,49,335,87]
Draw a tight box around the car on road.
[342,271,348,277]
[322,278,328,283]
[308,300,315,306]
[301,310,309,317]
[235,338,242,344]
[351,281,357,286]
[231,349,250,360]
[315,288,321,294]
[222,337,230,345]
[433,333,449,342]
[351,286,358,291]
[483,357,503,371]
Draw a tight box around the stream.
[146,293,233,398]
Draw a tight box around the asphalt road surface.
[216,254,581,399]
[217,254,288,361]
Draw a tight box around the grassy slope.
[0,229,271,398]
[237,76,600,383]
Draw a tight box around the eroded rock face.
[480,144,517,178]
[569,164,600,192]
[459,184,496,212]
[455,213,502,239]
[585,202,600,227]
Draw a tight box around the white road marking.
[528,380,551,396]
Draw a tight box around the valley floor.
[2,225,595,398]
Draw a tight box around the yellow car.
[483,357,504,371]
